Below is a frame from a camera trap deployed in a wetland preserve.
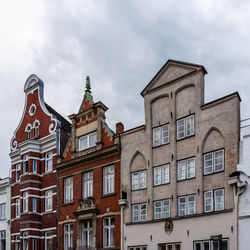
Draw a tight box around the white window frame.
[45,152,53,172]
[177,157,195,181]
[131,170,147,191]
[83,171,93,198]
[132,203,147,222]
[45,190,53,211]
[15,236,20,250]
[103,165,114,195]
[194,239,228,250]
[103,217,115,247]
[0,203,6,219]
[78,131,97,151]
[178,195,196,216]
[154,199,170,219]
[23,154,29,173]
[32,198,37,212]
[153,124,169,147]
[204,149,224,175]
[23,192,28,212]
[153,164,170,186]
[64,177,73,203]
[82,220,92,248]
[23,232,28,250]
[33,160,37,173]
[128,246,147,250]
[204,189,224,213]
[177,114,195,140]
[32,238,37,250]
[16,199,20,217]
[16,164,21,182]
[64,224,73,250]
[45,231,53,250]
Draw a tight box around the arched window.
[25,125,31,139]
[34,122,39,137]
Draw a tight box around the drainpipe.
[228,175,247,250]
[119,198,126,250]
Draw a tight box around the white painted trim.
[20,227,56,232]
[20,185,56,192]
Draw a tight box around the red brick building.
[9,75,71,250]
[56,77,122,250]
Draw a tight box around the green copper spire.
[85,75,91,93]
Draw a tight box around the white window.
[177,157,195,181]
[103,165,114,195]
[132,203,147,222]
[16,199,20,217]
[177,114,194,140]
[154,164,170,186]
[154,199,170,219]
[45,231,53,250]
[79,131,97,151]
[129,247,147,250]
[204,189,224,213]
[23,192,28,212]
[32,198,37,212]
[64,177,73,203]
[45,152,53,172]
[23,154,29,173]
[15,236,20,250]
[0,204,6,219]
[33,160,37,173]
[23,232,28,250]
[194,239,228,250]
[16,164,21,182]
[45,190,53,211]
[103,217,114,247]
[178,195,196,216]
[83,171,93,198]
[82,221,92,248]
[204,149,224,175]
[64,224,73,250]
[131,170,146,190]
[153,124,169,147]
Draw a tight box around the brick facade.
[56,77,121,250]
[9,75,70,250]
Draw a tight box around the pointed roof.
[141,59,207,96]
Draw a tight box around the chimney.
[116,122,124,134]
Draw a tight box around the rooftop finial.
[85,75,91,93]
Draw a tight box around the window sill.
[131,188,147,192]
[152,142,170,149]
[176,134,195,142]
[43,171,53,176]
[153,182,170,187]
[43,210,53,214]
[63,201,74,206]
[203,170,224,176]
[177,177,196,182]
[101,192,117,198]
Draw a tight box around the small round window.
[29,104,36,116]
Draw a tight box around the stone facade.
[120,60,241,250]
[0,177,11,250]
[9,75,70,250]
[56,77,121,250]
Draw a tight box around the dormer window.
[26,125,31,139]
[79,131,97,151]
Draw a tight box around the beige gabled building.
[119,60,241,250]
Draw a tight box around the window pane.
[214,150,224,172]
[187,158,195,178]
[204,191,213,212]
[139,171,146,189]
[215,189,224,211]
[163,199,170,218]
[153,127,161,147]
[79,136,88,151]
[178,161,186,180]
[178,197,186,216]
[204,153,213,174]
[177,119,185,139]
[203,241,210,250]
[194,242,201,250]
[162,124,169,144]
[187,195,196,214]
[162,164,170,184]
[154,167,161,186]
[186,115,194,136]
[89,132,97,147]
[154,201,162,219]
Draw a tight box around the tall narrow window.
[23,232,28,250]
[103,165,114,195]
[83,171,93,198]
[32,198,37,212]
[103,217,114,247]
[45,152,53,172]
[23,154,29,173]
[79,131,97,151]
[32,160,37,173]
[15,236,20,250]
[45,190,53,211]
[45,231,53,250]
[16,199,20,217]
[64,177,73,203]
[64,224,73,250]
[82,221,92,248]
[177,114,195,140]
[23,192,28,212]
[154,164,170,186]
[214,189,224,211]
[204,190,213,213]
[34,122,39,137]
[153,124,169,147]
[0,204,6,219]
[16,164,20,181]
[131,170,146,190]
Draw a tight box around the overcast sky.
[1,0,250,178]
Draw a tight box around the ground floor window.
[45,231,53,250]
[103,217,114,247]
[159,243,181,250]
[194,239,228,250]
[32,239,37,250]
[23,232,28,250]
[0,231,5,250]
[15,236,20,250]
[82,220,92,248]
[64,224,73,250]
[128,246,147,250]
